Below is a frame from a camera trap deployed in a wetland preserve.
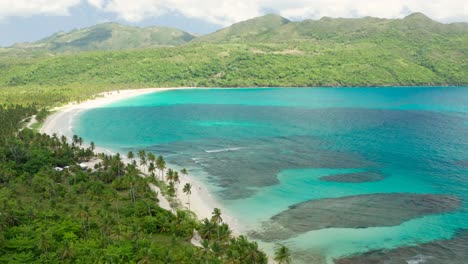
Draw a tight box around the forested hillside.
[0,13,466,107]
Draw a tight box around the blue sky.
[1,0,467,47]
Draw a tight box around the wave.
[192,157,204,164]
[205,147,242,153]
[406,254,434,264]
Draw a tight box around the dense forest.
[0,13,466,107]
[0,105,280,263]
[0,12,465,262]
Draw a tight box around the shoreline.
[39,87,242,234]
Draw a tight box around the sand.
[39,87,241,233]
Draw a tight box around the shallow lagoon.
[75,87,468,263]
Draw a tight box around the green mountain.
[11,23,196,52]
[194,14,290,42]
[0,12,467,106]
[196,12,468,43]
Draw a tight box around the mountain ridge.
[10,22,196,52]
[0,12,466,90]
[5,12,467,52]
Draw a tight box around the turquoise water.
[75,87,468,263]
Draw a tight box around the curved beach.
[39,87,240,232]
[39,86,468,263]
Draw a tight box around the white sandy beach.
[39,87,240,233]
[40,88,186,138]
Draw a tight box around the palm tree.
[127,151,134,161]
[173,171,180,185]
[148,152,156,163]
[199,219,216,239]
[244,241,267,264]
[200,239,212,260]
[211,208,223,224]
[138,150,146,162]
[148,162,155,177]
[166,168,174,182]
[90,141,95,151]
[181,168,188,175]
[211,208,223,241]
[274,244,291,264]
[138,150,147,173]
[217,223,232,242]
[156,155,166,180]
[183,183,192,209]
[114,153,123,176]
[72,135,79,145]
[168,182,176,197]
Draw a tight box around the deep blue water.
[74,87,468,263]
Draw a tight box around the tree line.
[0,105,292,263]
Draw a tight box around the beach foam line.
[205,147,242,153]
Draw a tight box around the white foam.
[407,254,434,264]
[205,147,242,153]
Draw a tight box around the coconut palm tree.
[138,151,147,173]
[181,168,188,175]
[148,162,155,177]
[148,152,156,164]
[274,244,291,264]
[211,208,223,224]
[127,151,134,161]
[199,219,216,239]
[173,171,180,185]
[244,241,267,264]
[166,168,174,182]
[60,135,67,144]
[217,223,232,242]
[211,208,223,241]
[168,181,176,197]
[156,155,166,180]
[183,183,192,209]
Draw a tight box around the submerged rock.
[334,229,468,264]
[251,193,460,241]
[320,171,384,183]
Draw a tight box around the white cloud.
[0,0,466,24]
[0,0,81,18]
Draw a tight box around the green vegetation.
[0,13,464,262]
[194,14,291,43]
[0,13,466,107]
[0,105,269,263]
[274,244,292,264]
[8,23,195,53]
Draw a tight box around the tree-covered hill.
[194,14,291,43]
[9,22,196,53]
[0,13,466,106]
[195,12,468,44]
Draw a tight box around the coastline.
[39,87,241,234]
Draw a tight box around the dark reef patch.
[320,171,384,183]
[251,193,460,241]
[334,229,468,264]
[454,160,468,167]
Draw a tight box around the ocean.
[74,87,468,263]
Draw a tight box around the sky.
[0,0,467,47]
